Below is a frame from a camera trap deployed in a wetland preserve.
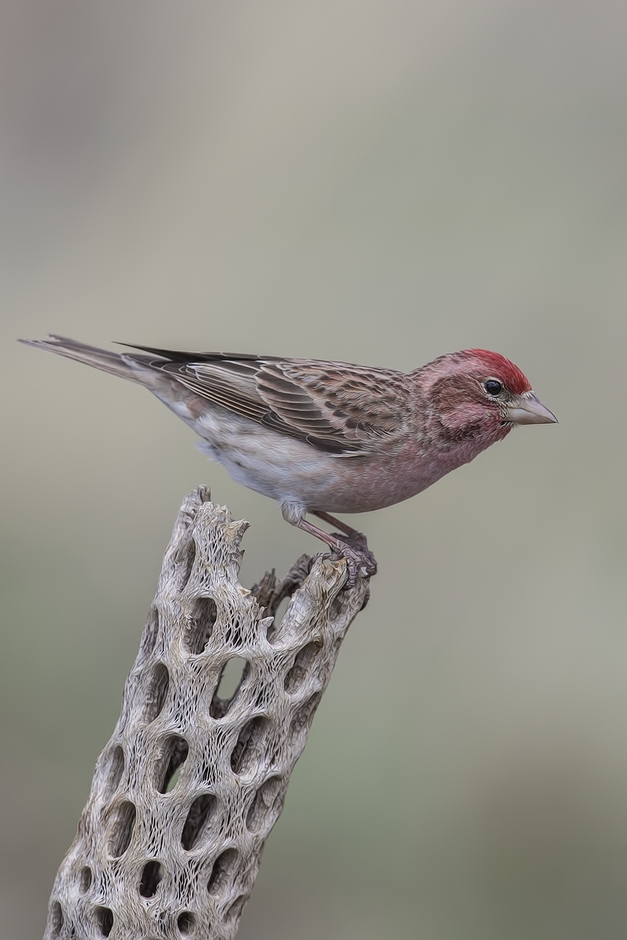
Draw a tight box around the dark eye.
[484,379,503,396]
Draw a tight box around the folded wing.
[127,346,410,456]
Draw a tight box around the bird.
[20,336,557,580]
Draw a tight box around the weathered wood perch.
[44,487,373,939]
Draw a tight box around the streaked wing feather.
[160,360,270,424]
[142,353,409,455]
[258,361,410,452]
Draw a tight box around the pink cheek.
[445,404,488,429]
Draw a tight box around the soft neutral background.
[2,2,626,938]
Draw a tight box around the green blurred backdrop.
[2,1,626,937]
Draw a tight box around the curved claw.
[329,530,378,580]
[296,515,377,586]
[320,541,376,587]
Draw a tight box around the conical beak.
[506,391,558,425]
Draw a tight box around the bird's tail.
[19,335,145,383]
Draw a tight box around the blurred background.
[2,1,626,937]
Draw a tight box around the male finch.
[21,337,557,579]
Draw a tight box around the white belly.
[158,392,341,509]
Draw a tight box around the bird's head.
[421,348,557,449]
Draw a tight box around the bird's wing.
[125,347,411,455]
[258,359,411,453]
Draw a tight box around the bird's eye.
[484,379,503,396]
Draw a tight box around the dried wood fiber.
[44,487,372,939]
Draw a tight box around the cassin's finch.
[21,337,557,579]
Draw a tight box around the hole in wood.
[139,860,164,898]
[143,662,169,722]
[185,596,218,654]
[108,800,136,858]
[138,605,160,662]
[289,692,322,743]
[181,793,217,850]
[284,640,323,693]
[245,777,283,833]
[105,745,124,797]
[177,911,196,935]
[266,595,291,642]
[209,657,249,719]
[166,764,183,793]
[230,716,269,775]
[95,906,114,937]
[49,901,63,936]
[78,866,92,894]
[207,848,239,896]
[155,735,189,793]
[251,564,308,642]
[225,894,247,923]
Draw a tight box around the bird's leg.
[311,511,376,573]
[296,517,377,584]
[296,518,350,554]
[311,510,360,537]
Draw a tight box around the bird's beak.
[506,391,558,425]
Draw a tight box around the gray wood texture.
[44,487,372,939]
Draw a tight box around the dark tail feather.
[19,335,143,382]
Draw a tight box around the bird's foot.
[297,516,377,586]
[325,530,377,586]
[334,530,377,577]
